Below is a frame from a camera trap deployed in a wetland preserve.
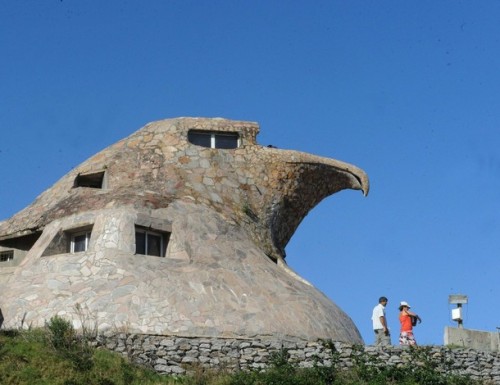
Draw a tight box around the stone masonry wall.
[97,334,500,383]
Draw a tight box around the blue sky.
[1,1,499,345]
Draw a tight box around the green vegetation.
[0,317,485,385]
[0,318,174,385]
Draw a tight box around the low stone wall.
[97,334,500,383]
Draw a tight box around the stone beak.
[241,146,369,260]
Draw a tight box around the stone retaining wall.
[97,334,500,383]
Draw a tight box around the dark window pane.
[135,232,146,255]
[74,171,105,188]
[0,251,14,262]
[147,234,162,256]
[188,131,212,148]
[215,133,239,149]
[73,234,87,252]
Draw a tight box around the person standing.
[398,301,420,345]
[372,296,390,346]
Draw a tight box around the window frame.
[70,230,92,253]
[135,227,168,257]
[188,130,240,149]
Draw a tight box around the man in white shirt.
[372,296,390,346]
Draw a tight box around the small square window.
[71,231,91,253]
[135,228,169,257]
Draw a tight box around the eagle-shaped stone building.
[0,117,369,343]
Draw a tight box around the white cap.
[400,301,411,308]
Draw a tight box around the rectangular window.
[135,228,169,257]
[71,231,91,253]
[74,171,106,189]
[215,133,239,149]
[188,131,212,148]
[0,251,14,262]
[188,130,239,149]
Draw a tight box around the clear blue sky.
[1,1,499,345]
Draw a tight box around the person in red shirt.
[398,301,420,345]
